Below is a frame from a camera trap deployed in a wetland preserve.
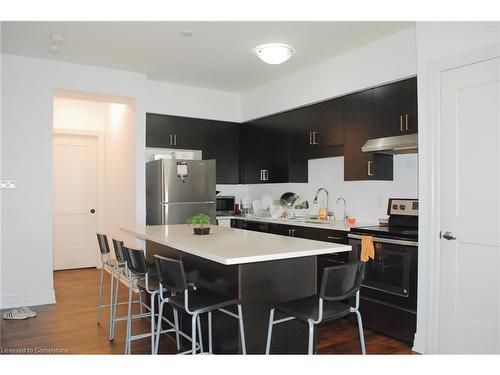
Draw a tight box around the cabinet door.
[240,124,266,183]
[314,98,344,148]
[146,113,203,149]
[343,90,393,181]
[203,121,240,184]
[374,77,418,137]
[289,99,344,160]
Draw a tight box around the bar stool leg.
[237,304,247,355]
[125,278,133,354]
[150,292,156,354]
[208,311,213,354]
[138,289,144,314]
[110,268,121,340]
[354,309,366,354]
[97,265,104,324]
[173,307,180,351]
[155,299,165,354]
[265,308,275,354]
[108,267,115,340]
[307,319,314,355]
[191,313,198,355]
[197,315,204,353]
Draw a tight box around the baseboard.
[412,332,426,354]
[0,288,56,310]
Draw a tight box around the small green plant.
[186,213,211,228]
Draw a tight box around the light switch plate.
[0,180,16,189]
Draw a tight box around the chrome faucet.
[336,197,348,223]
[313,188,334,220]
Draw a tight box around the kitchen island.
[122,224,351,354]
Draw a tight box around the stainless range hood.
[361,133,418,154]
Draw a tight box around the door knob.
[442,231,456,240]
[90,209,96,214]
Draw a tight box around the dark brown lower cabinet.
[230,219,349,288]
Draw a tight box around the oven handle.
[348,234,418,247]
[361,284,409,298]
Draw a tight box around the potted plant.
[186,213,211,235]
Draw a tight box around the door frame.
[416,43,500,354]
[52,128,105,268]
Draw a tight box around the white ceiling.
[1,21,414,92]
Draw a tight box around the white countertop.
[122,224,351,265]
[216,215,366,232]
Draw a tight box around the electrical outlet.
[0,180,16,189]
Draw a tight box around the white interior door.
[53,134,99,270]
[439,57,500,353]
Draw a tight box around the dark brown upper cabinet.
[241,113,308,184]
[289,98,344,160]
[373,77,418,137]
[343,89,393,181]
[146,113,240,184]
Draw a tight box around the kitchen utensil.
[280,192,298,208]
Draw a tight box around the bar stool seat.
[169,287,240,315]
[136,276,160,292]
[275,295,351,322]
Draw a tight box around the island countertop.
[122,224,351,265]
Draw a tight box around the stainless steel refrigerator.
[146,159,216,225]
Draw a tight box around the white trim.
[0,288,56,310]
[52,128,105,268]
[414,42,500,354]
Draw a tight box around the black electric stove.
[348,198,418,344]
[351,198,418,242]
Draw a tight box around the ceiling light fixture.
[254,43,295,65]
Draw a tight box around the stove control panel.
[388,198,418,216]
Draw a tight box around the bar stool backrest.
[122,246,148,277]
[112,238,126,263]
[96,233,110,255]
[319,262,365,301]
[154,255,188,292]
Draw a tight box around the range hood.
[361,133,418,154]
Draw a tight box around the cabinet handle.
[327,236,343,240]
[260,169,269,181]
[174,134,177,146]
[400,115,403,132]
[169,134,173,145]
[309,131,313,145]
[368,161,374,176]
[289,229,296,237]
[314,131,319,145]
[405,114,409,131]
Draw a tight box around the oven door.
[348,235,418,310]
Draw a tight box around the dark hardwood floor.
[1,268,412,354]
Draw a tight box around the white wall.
[1,54,240,309]
[146,80,241,122]
[245,155,418,224]
[241,27,416,121]
[53,97,109,132]
[414,21,500,354]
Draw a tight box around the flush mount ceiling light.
[254,43,295,65]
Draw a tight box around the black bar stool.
[121,245,178,354]
[96,233,131,337]
[153,254,247,355]
[265,261,366,355]
[108,238,144,341]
